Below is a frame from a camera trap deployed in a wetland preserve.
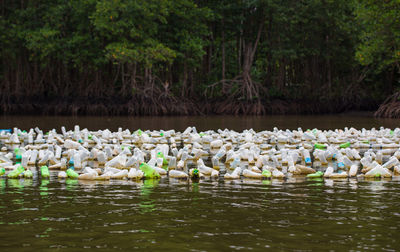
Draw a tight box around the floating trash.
[0,126,399,182]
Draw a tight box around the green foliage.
[0,0,397,110]
[355,0,400,73]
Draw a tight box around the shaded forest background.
[0,0,399,116]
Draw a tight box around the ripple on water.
[0,178,400,251]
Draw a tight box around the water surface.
[1,114,400,251]
[1,176,400,251]
[1,113,398,132]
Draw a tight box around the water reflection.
[8,179,24,191]
[307,178,324,187]
[139,179,158,214]
[78,179,110,189]
[0,177,399,251]
[40,180,49,196]
[365,181,387,192]
[65,179,79,190]
[0,179,5,194]
[349,179,358,190]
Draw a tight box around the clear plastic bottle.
[376,151,383,164]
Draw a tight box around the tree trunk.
[241,22,263,100]
[221,17,226,81]
[181,61,188,97]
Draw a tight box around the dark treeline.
[0,0,399,116]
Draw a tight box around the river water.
[0,114,400,251]
[0,113,398,132]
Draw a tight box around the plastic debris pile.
[0,126,400,181]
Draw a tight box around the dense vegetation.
[0,0,399,116]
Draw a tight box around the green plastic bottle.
[66,168,79,179]
[14,148,22,164]
[191,168,200,179]
[135,129,143,136]
[41,165,50,179]
[15,154,22,164]
[262,170,272,178]
[0,168,5,176]
[307,171,324,178]
[156,152,169,166]
[314,143,327,150]
[24,169,33,179]
[339,142,351,148]
[139,163,160,179]
[7,165,25,178]
[14,147,21,155]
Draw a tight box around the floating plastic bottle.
[394,166,400,175]
[210,139,223,149]
[224,167,241,180]
[382,157,399,169]
[303,132,316,141]
[339,142,351,148]
[336,154,345,169]
[190,168,200,179]
[41,165,50,178]
[66,168,79,179]
[7,165,25,178]
[58,171,67,179]
[211,156,220,170]
[314,143,327,150]
[230,155,241,169]
[242,169,263,179]
[307,171,324,178]
[272,169,285,178]
[168,157,176,170]
[365,165,391,178]
[300,147,312,164]
[79,172,97,180]
[110,169,128,179]
[23,169,33,178]
[376,151,383,164]
[343,156,353,168]
[139,163,160,179]
[262,170,272,178]
[291,165,316,175]
[156,152,169,166]
[169,170,188,179]
[349,165,358,177]
[128,168,144,179]
[324,167,334,177]
[315,150,327,164]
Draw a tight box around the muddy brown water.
[0,114,400,251]
[0,113,398,132]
